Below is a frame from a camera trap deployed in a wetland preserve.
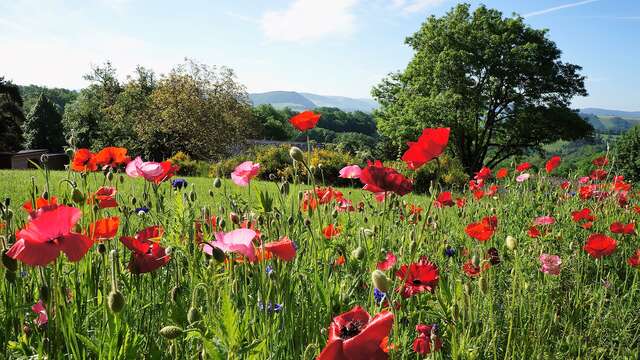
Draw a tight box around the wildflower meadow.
[1,114,639,359]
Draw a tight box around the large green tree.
[0,77,25,152]
[372,4,592,174]
[22,93,66,151]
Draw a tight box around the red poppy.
[627,249,640,267]
[462,259,490,277]
[545,156,561,174]
[456,197,466,208]
[465,216,497,242]
[22,196,58,213]
[377,251,397,271]
[434,192,454,208]
[593,156,608,167]
[148,161,179,184]
[571,208,595,229]
[612,177,631,192]
[119,226,170,274]
[88,216,120,241]
[579,185,597,200]
[474,167,491,181]
[486,185,498,196]
[401,128,450,170]
[264,236,297,261]
[561,181,571,190]
[334,255,346,266]
[89,186,118,209]
[289,111,320,132]
[473,190,485,200]
[469,179,483,191]
[71,148,97,172]
[317,306,394,360]
[412,324,442,355]
[395,257,439,298]
[528,226,541,238]
[359,160,413,196]
[496,167,508,179]
[516,162,532,172]
[590,169,607,181]
[610,222,635,235]
[6,205,93,266]
[94,147,129,168]
[323,224,341,239]
[583,233,617,258]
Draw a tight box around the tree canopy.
[22,93,65,151]
[372,3,592,175]
[0,77,25,152]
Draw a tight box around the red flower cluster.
[572,208,595,229]
[119,226,170,274]
[359,160,413,196]
[71,147,129,172]
[395,257,439,298]
[465,216,498,242]
[401,128,450,170]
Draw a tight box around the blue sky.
[0,0,638,110]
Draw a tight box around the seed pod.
[159,326,184,340]
[170,285,182,304]
[505,235,517,251]
[229,212,240,225]
[208,189,214,197]
[119,175,125,184]
[189,191,196,202]
[41,191,49,200]
[303,218,311,227]
[371,270,391,293]
[213,178,222,188]
[187,307,201,324]
[107,171,114,181]
[108,290,125,313]
[2,250,18,272]
[131,197,137,205]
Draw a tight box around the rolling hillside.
[249,91,379,113]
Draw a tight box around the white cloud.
[391,0,448,14]
[260,0,359,43]
[523,0,599,18]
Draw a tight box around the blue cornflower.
[258,301,283,313]
[135,207,150,215]
[266,265,274,276]
[374,288,387,305]
[444,246,456,257]
[172,178,188,190]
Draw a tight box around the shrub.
[170,151,209,177]
[615,126,640,181]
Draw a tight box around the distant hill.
[580,108,640,118]
[249,91,379,113]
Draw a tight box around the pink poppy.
[7,205,93,266]
[539,254,561,275]
[339,165,362,179]
[377,251,397,271]
[533,216,555,226]
[516,173,530,182]
[204,228,257,261]
[231,161,260,187]
[32,300,48,326]
[126,156,164,178]
[578,176,590,184]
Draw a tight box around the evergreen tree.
[22,93,66,151]
[0,77,25,152]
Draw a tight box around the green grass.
[1,167,640,359]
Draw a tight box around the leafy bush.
[615,126,640,181]
[170,151,208,177]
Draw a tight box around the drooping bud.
[371,270,391,293]
[289,146,305,163]
[505,235,517,251]
[229,212,240,225]
[72,188,85,204]
[159,326,184,340]
[187,307,201,324]
[351,246,365,260]
[108,290,125,313]
[213,178,222,188]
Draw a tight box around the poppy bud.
[279,181,290,195]
[119,175,125,184]
[287,216,294,226]
[65,148,75,158]
[108,290,125,313]
[159,325,184,340]
[107,171,114,182]
[229,212,240,225]
[363,216,368,223]
[289,146,305,163]
[189,191,196,202]
[4,270,16,283]
[2,250,18,272]
[371,270,391,293]
[208,189,214,197]
[41,190,49,200]
[40,285,50,303]
[471,254,480,268]
[4,209,12,221]
[331,209,338,218]
[210,246,226,263]
[363,228,374,237]
[22,323,31,336]
[505,236,517,251]
[213,178,222,188]
[297,191,304,201]
[170,285,182,304]
[351,246,365,260]
[131,197,137,205]
[303,218,311,227]
[187,307,201,324]
[72,188,85,204]
[218,218,226,229]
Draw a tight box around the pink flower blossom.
[539,254,561,275]
[231,161,260,187]
[516,173,530,182]
[126,156,163,179]
[578,176,590,184]
[533,216,555,226]
[32,300,48,326]
[338,165,362,179]
[204,228,257,261]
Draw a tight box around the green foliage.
[22,94,66,151]
[169,151,207,177]
[333,132,378,157]
[251,104,294,140]
[19,85,77,114]
[614,125,640,181]
[0,77,25,152]
[372,4,591,175]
